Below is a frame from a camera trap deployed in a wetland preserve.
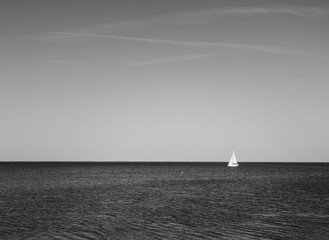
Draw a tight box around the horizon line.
[0,160,327,163]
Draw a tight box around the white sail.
[228,151,238,167]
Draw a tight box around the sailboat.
[228,151,238,167]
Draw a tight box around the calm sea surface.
[0,162,328,240]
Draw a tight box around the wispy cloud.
[152,6,328,27]
[77,6,328,35]
[47,6,327,40]
[129,54,218,66]
[202,6,328,19]
[56,32,329,60]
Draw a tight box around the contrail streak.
[56,32,328,59]
[130,54,218,66]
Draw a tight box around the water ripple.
[1,163,329,239]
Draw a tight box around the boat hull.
[228,164,239,167]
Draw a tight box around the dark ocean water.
[0,162,328,240]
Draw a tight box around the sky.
[1,0,329,161]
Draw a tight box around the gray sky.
[1,0,329,161]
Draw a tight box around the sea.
[0,162,328,240]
